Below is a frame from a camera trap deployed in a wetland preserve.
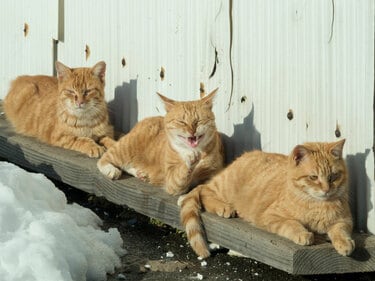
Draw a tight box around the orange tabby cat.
[3,61,114,157]
[97,89,224,195]
[179,140,354,257]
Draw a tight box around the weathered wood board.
[0,105,374,275]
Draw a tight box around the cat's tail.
[178,185,210,258]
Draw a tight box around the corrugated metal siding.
[0,0,374,232]
[0,0,58,96]
[57,0,231,133]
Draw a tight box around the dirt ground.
[60,184,375,281]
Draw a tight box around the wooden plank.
[0,103,374,274]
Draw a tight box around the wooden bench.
[0,104,374,275]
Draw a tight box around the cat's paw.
[185,151,201,170]
[136,170,149,182]
[97,162,122,180]
[216,205,236,219]
[293,231,314,246]
[332,236,355,256]
[99,136,116,149]
[85,143,106,158]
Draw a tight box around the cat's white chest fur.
[171,142,202,169]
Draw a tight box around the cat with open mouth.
[97,89,224,195]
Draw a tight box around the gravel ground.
[59,184,375,281]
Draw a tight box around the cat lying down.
[179,140,354,258]
[3,61,114,158]
[97,89,224,195]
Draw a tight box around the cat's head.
[158,88,218,150]
[56,61,106,115]
[288,139,348,201]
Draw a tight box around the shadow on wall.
[221,104,262,164]
[346,149,373,232]
[108,80,138,135]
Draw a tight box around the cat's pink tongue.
[188,136,199,148]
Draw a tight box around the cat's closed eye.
[175,120,187,126]
[63,89,75,96]
[328,172,341,183]
[308,175,318,181]
[84,88,97,96]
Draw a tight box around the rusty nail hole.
[23,23,29,37]
[160,67,165,81]
[240,96,247,103]
[287,109,294,120]
[85,44,90,61]
[335,123,341,138]
[200,82,205,98]
[121,58,126,67]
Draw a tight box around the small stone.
[117,273,126,280]
[166,251,174,258]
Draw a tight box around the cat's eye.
[328,172,340,183]
[83,89,91,96]
[83,88,97,97]
[176,120,187,126]
[63,89,75,95]
[309,175,318,181]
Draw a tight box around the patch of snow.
[117,273,126,280]
[227,249,249,258]
[208,243,221,250]
[144,264,151,269]
[191,273,204,280]
[166,251,174,258]
[0,162,125,281]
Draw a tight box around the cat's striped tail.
[178,185,210,258]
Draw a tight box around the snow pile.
[0,162,125,281]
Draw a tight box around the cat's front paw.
[293,231,314,246]
[136,170,149,182]
[97,162,122,180]
[85,143,106,158]
[99,136,116,149]
[185,151,201,170]
[216,204,236,219]
[332,236,355,256]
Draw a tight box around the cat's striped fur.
[179,140,354,257]
[3,61,114,157]
[97,89,224,195]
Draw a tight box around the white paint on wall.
[0,0,58,96]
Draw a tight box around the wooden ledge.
[0,105,374,275]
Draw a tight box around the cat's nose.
[76,101,85,108]
[320,181,330,193]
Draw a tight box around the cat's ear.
[91,61,106,82]
[329,139,345,159]
[55,61,71,81]
[200,88,218,109]
[157,93,176,112]
[291,145,309,165]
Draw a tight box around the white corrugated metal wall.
[0,0,374,232]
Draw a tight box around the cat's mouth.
[179,135,204,148]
